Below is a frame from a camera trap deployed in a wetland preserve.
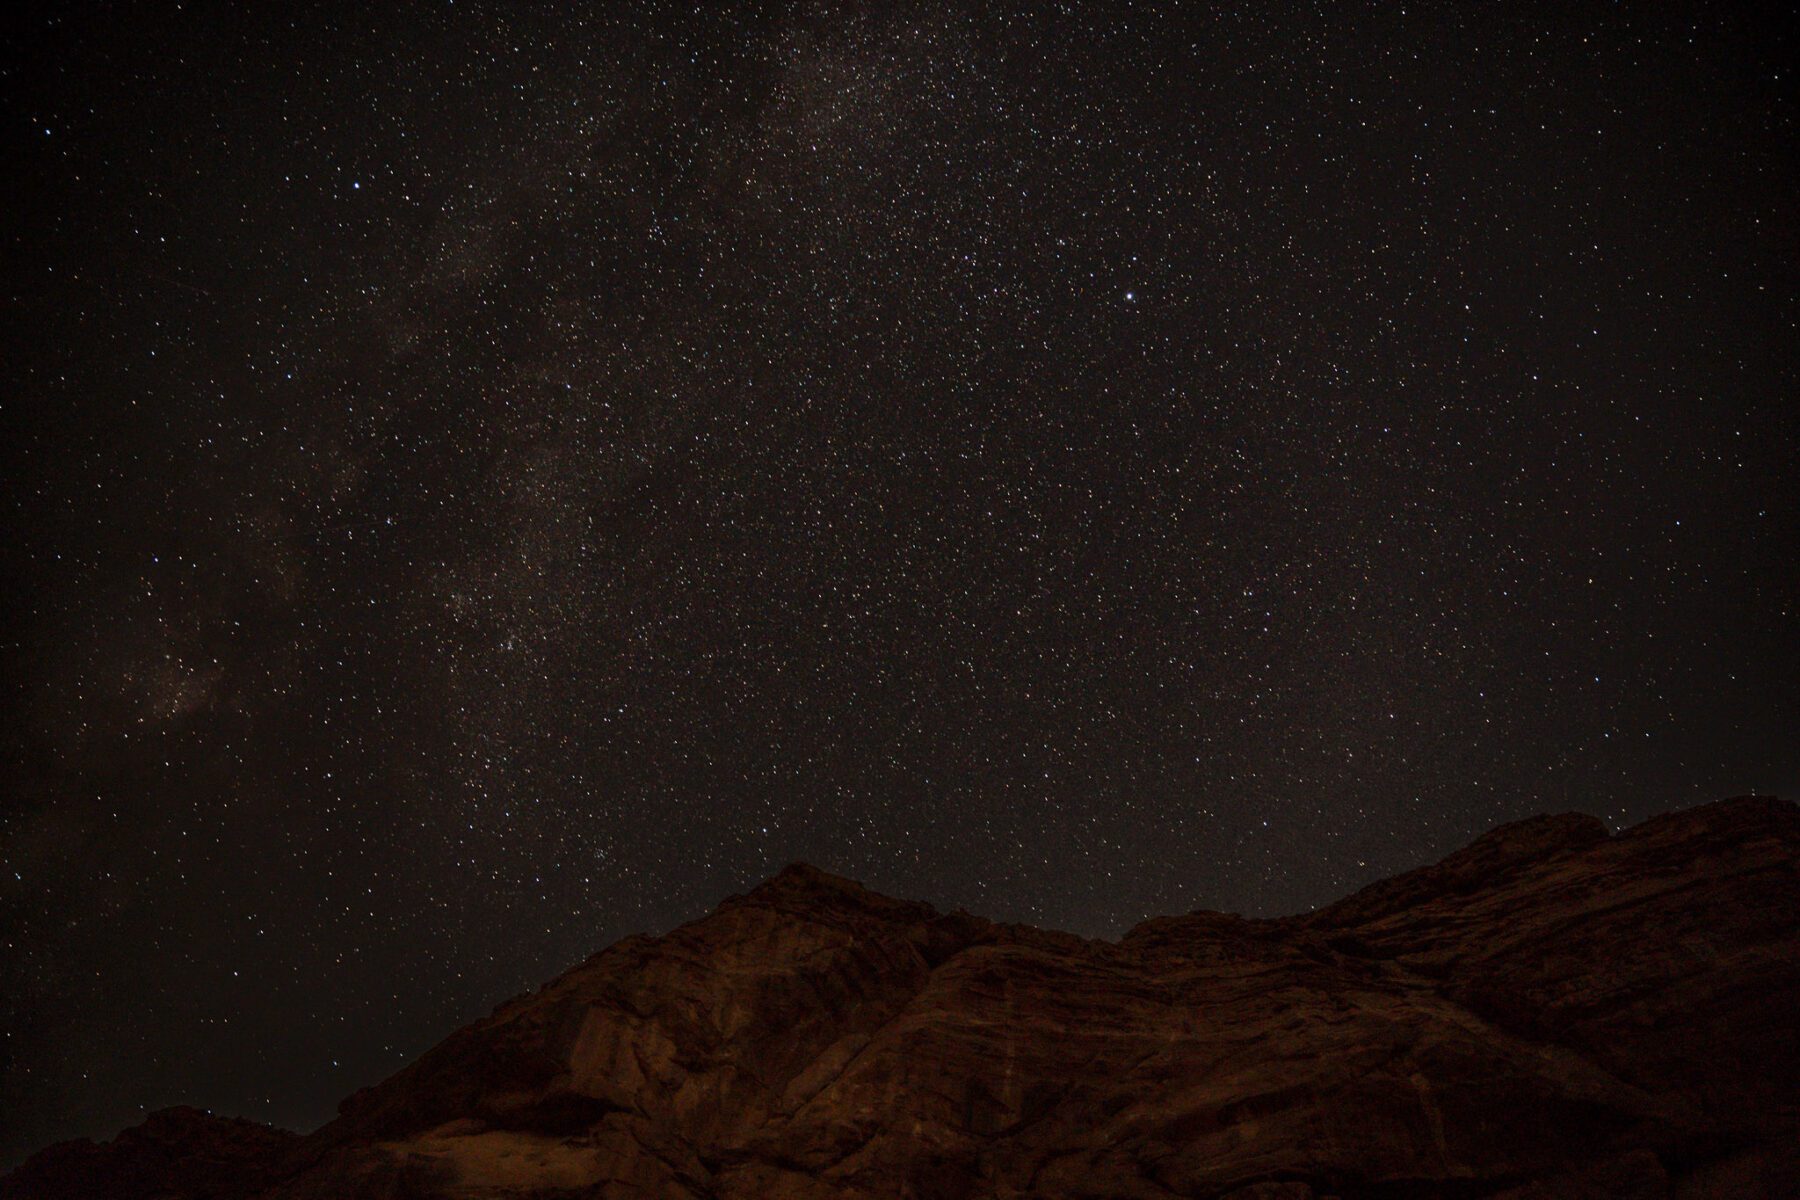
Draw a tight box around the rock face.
[7,796,1798,1199]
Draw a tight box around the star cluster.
[2,0,1794,1165]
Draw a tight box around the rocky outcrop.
[6,797,1797,1199]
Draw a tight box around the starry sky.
[2,0,1795,1166]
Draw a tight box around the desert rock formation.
[6,796,1796,1199]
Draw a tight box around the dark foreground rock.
[7,796,1797,1199]
[0,1107,300,1200]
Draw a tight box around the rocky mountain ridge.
[6,796,1796,1199]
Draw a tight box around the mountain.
[5,796,1796,1199]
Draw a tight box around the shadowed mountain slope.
[6,796,1797,1199]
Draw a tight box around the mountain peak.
[1467,808,1611,852]
[1305,809,1609,932]
[732,860,952,927]
[749,860,865,897]
[6,797,1795,1200]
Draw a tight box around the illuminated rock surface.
[6,797,1796,1199]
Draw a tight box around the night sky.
[2,0,1795,1166]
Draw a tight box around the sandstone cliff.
[6,796,1796,1199]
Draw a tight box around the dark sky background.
[2,0,1794,1167]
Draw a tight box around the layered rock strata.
[7,796,1796,1199]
